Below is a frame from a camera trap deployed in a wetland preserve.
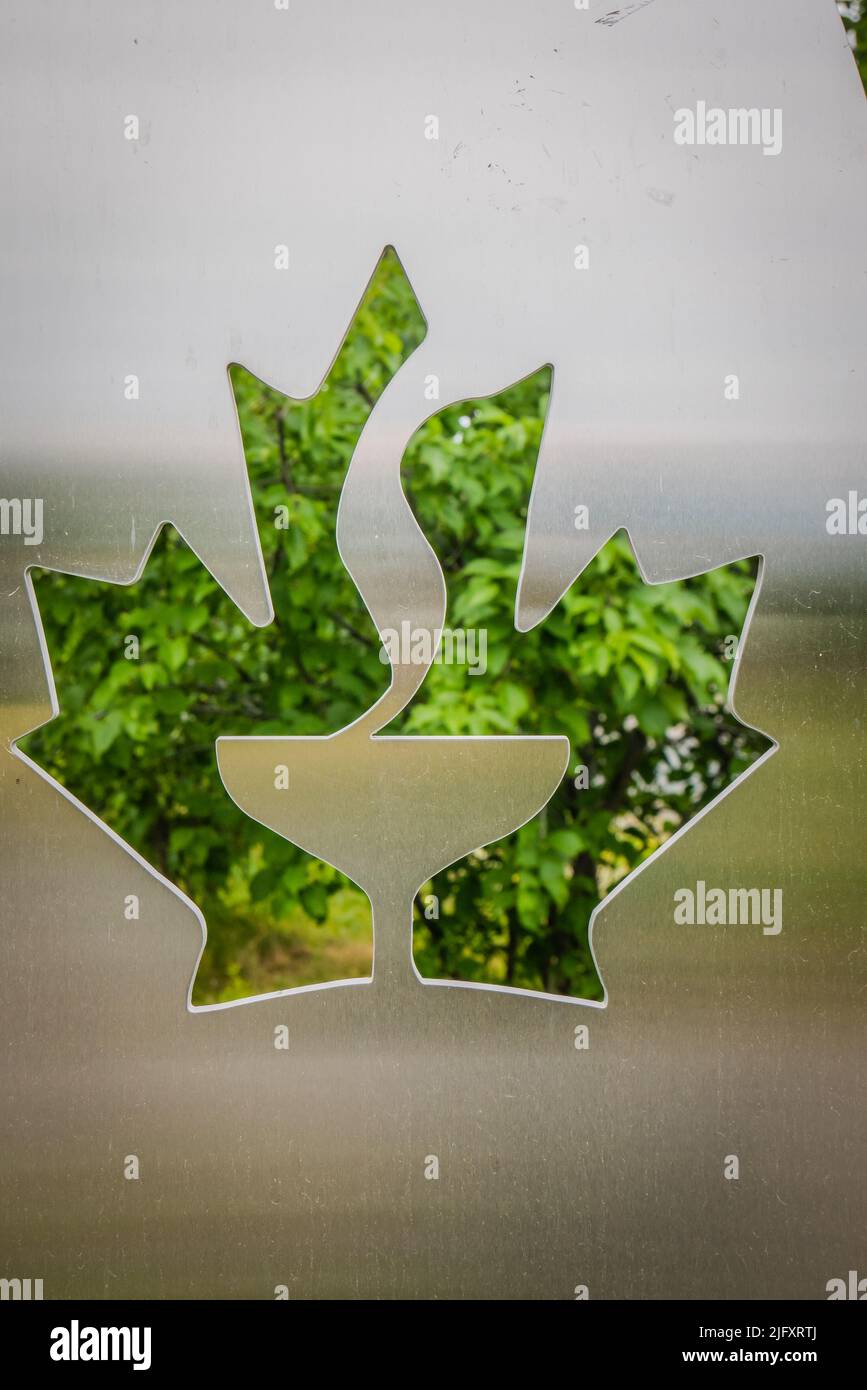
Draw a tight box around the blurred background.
[22,6,864,1004]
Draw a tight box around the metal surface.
[1,0,865,1299]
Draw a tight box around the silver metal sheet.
[0,0,864,1299]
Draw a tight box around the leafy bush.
[23,253,764,1002]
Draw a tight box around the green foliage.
[400,408,762,995]
[23,251,765,1003]
[840,2,867,85]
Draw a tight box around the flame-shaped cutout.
[217,257,569,996]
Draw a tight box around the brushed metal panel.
[0,0,864,1299]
